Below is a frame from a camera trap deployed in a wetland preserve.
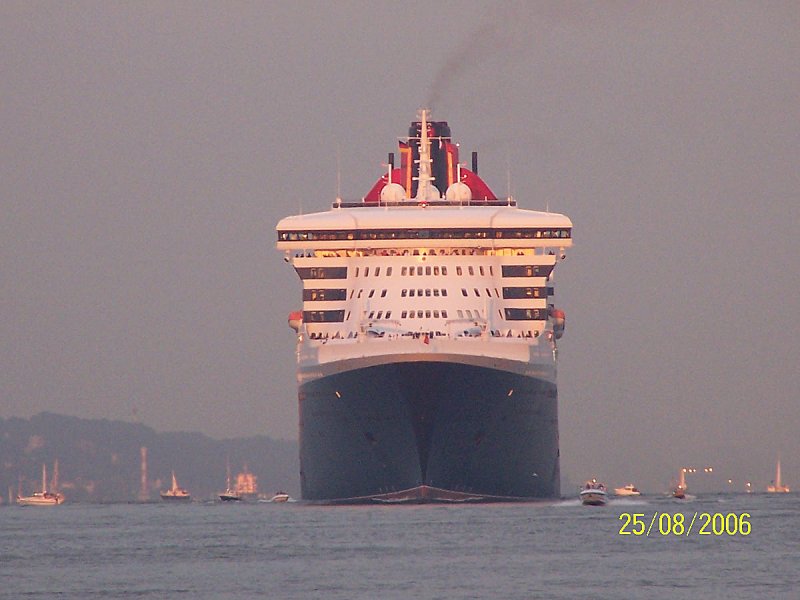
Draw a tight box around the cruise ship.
[276,110,573,502]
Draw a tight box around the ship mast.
[413,109,438,202]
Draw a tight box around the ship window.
[402,267,407,276]
[502,286,548,299]
[457,310,464,318]
[442,310,448,318]
[409,268,414,277]
[425,289,431,296]
[410,289,416,297]
[442,289,448,296]
[466,310,473,318]
[401,289,407,297]
[401,311,407,318]
[357,290,363,298]
[486,288,491,297]
[461,289,468,296]
[368,290,375,298]
[501,265,554,278]
[417,266,423,275]
[364,267,370,277]
[375,267,380,276]
[434,266,440,275]
[385,311,391,319]
[355,267,359,277]
[376,311,383,319]
[381,289,387,297]
[296,267,348,280]
[368,311,375,318]
[418,289,423,296]
[425,310,431,318]
[349,290,354,299]
[426,266,431,275]
[456,266,463,276]
[474,288,480,296]
[346,311,350,320]
[442,267,448,275]
[302,310,345,323]
[434,310,440,318]
[495,289,500,297]
[433,289,440,297]
[489,266,493,275]
[387,267,392,276]
[479,266,485,276]
[417,311,423,318]
[469,266,474,275]
[504,308,548,320]
[304,288,348,301]
[499,309,503,319]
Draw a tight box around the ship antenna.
[413,108,437,202]
[336,143,342,204]
[506,146,514,206]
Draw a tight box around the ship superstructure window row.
[279,227,571,242]
[401,310,450,319]
[401,288,448,297]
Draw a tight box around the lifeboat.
[288,311,303,332]
[550,308,565,339]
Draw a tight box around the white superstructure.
[277,111,572,384]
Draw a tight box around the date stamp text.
[618,512,751,536]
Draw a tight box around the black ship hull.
[298,360,560,503]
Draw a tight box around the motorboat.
[614,484,641,497]
[580,479,608,506]
[269,491,290,503]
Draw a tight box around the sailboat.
[671,468,687,499]
[160,471,191,502]
[219,458,242,502]
[16,463,64,506]
[766,458,790,493]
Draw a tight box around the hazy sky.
[2,1,798,492]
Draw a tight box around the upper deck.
[276,204,572,251]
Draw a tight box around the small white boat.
[160,471,191,502]
[580,479,608,506]
[766,458,790,493]
[614,484,641,497]
[17,464,64,506]
[269,491,290,503]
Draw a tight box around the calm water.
[1,493,797,599]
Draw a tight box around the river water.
[1,493,797,598]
